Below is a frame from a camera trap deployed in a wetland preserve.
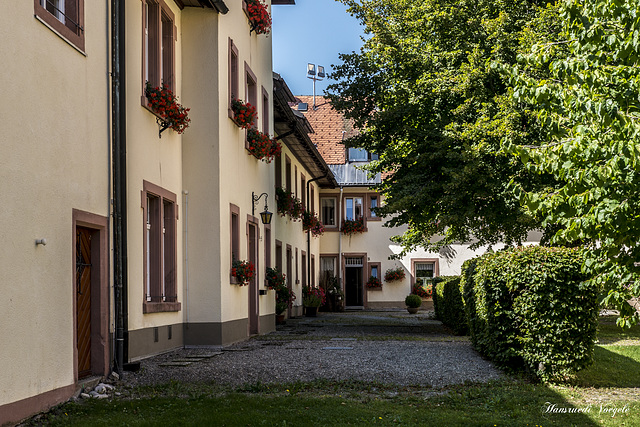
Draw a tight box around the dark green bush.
[462,246,599,382]
[405,294,422,308]
[434,276,466,335]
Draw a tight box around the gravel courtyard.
[123,310,504,389]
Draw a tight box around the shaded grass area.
[26,380,618,427]
[597,316,640,345]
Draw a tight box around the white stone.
[80,393,91,399]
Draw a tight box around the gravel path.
[123,310,504,389]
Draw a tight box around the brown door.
[248,224,259,335]
[76,227,92,378]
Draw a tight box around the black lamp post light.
[252,192,272,225]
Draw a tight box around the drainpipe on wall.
[111,0,128,375]
[338,186,343,290]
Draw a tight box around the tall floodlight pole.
[307,63,325,110]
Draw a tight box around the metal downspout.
[111,0,128,375]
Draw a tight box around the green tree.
[327,0,555,254]
[505,0,640,325]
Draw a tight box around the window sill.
[143,301,181,313]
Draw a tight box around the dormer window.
[348,148,378,162]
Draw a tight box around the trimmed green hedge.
[433,276,467,335]
[461,246,599,382]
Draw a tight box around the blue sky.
[272,0,365,96]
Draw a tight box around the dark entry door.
[345,266,363,306]
[248,224,259,335]
[76,227,92,378]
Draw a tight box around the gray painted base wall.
[128,323,184,361]
[128,315,277,360]
[367,300,434,310]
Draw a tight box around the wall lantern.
[252,192,272,225]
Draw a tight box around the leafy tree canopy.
[327,0,556,254]
[504,0,640,326]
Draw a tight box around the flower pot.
[305,306,318,317]
[407,307,419,314]
[276,314,285,325]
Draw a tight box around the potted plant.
[341,217,365,236]
[302,286,326,317]
[245,0,271,35]
[275,283,295,324]
[230,99,257,129]
[366,276,382,289]
[405,294,422,314]
[384,267,406,282]
[302,210,324,237]
[265,267,286,290]
[247,128,281,163]
[231,259,254,286]
[145,82,191,136]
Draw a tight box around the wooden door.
[76,227,92,378]
[248,224,259,335]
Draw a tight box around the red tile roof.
[293,96,358,165]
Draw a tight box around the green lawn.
[25,318,640,426]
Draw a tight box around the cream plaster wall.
[272,146,323,314]
[319,187,543,306]
[181,9,223,325]
[216,1,275,325]
[125,0,184,334]
[0,2,110,408]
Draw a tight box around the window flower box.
[247,128,281,163]
[245,0,271,35]
[341,217,365,236]
[231,98,257,129]
[302,210,324,237]
[145,82,191,136]
[384,267,406,282]
[366,276,382,289]
[232,260,254,286]
[266,267,286,290]
[275,187,303,221]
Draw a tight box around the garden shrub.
[434,276,466,335]
[466,246,598,382]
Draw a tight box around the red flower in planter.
[231,99,258,129]
[232,260,255,286]
[302,210,324,237]
[145,82,191,135]
[247,128,281,163]
[246,0,271,35]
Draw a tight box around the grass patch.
[27,380,640,426]
[573,345,640,388]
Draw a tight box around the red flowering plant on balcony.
[341,217,365,236]
[302,210,324,237]
[384,267,406,282]
[366,276,382,289]
[246,0,271,35]
[145,82,191,134]
[247,128,281,163]
[230,99,257,129]
[232,259,254,286]
[275,187,303,221]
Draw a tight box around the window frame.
[142,180,180,313]
[367,192,381,221]
[142,0,176,108]
[411,258,439,287]
[230,203,240,283]
[320,196,337,229]
[368,262,382,291]
[34,0,85,52]
[228,38,239,119]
